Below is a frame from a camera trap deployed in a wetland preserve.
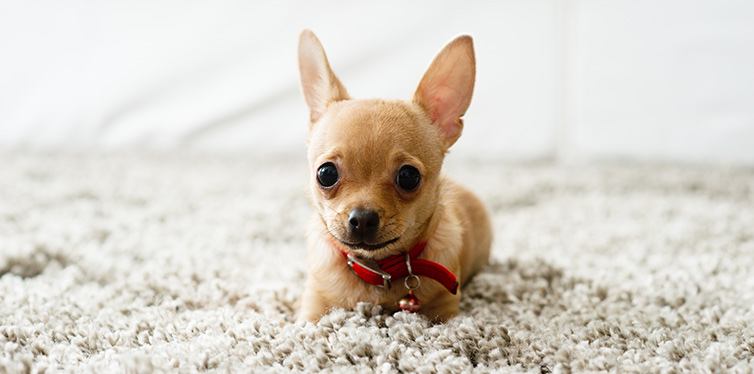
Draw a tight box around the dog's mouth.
[339,237,400,251]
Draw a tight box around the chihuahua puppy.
[297,30,492,323]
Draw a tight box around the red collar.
[342,241,458,294]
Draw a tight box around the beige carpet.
[1,152,753,373]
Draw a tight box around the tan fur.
[297,30,492,323]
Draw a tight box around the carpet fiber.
[1,152,753,373]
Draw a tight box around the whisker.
[324,204,342,215]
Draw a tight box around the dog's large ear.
[298,30,350,124]
[413,35,476,149]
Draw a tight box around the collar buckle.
[346,253,392,289]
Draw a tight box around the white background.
[1,1,753,164]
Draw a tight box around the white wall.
[567,0,754,164]
[1,1,752,164]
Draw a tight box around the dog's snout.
[348,208,380,236]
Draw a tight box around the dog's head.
[298,30,475,259]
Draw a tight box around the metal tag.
[346,253,392,289]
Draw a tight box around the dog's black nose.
[348,208,380,237]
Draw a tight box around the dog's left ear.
[413,35,476,150]
[298,30,350,125]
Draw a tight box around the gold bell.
[398,290,421,313]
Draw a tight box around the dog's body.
[297,31,492,323]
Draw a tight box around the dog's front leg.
[297,285,330,323]
[419,290,462,323]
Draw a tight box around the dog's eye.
[317,162,339,188]
[396,165,421,191]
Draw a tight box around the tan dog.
[297,30,492,323]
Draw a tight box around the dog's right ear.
[298,30,350,124]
